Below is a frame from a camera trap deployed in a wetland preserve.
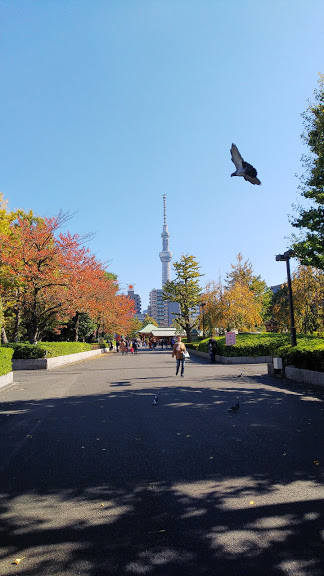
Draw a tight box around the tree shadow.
[0,376,323,575]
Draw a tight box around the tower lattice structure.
[159,195,173,287]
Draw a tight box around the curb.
[0,371,14,390]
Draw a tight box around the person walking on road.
[172,335,187,377]
[120,340,126,355]
[208,338,217,363]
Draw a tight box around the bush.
[0,347,14,376]
[187,333,324,370]
[5,343,47,359]
[3,341,108,359]
[39,342,100,357]
[187,334,292,357]
[278,339,324,371]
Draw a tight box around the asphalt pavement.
[0,347,323,576]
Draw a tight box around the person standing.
[172,335,187,377]
[120,340,126,355]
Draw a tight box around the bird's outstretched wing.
[230,143,243,170]
[243,172,261,185]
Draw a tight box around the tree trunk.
[27,320,38,344]
[185,323,191,342]
[74,312,80,342]
[13,306,21,342]
[1,326,8,344]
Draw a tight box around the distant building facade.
[127,287,141,314]
[147,289,169,327]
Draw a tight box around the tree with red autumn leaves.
[0,209,135,343]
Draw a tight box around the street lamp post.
[275,249,297,347]
[201,302,206,339]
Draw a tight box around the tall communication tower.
[159,195,173,287]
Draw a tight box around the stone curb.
[187,348,272,364]
[12,347,111,371]
[267,363,324,389]
[0,371,14,390]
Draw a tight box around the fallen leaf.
[249,501,255,505]
[313,460,320,466]
[186,435,191,438]
[26,435,32,438]
[100,503,105,507]
[283,453,287,456]
[209,457,214,459]
[13,557,26,565]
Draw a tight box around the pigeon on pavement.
[228,403,240,413]
[230,143,261,185]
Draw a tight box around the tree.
[127,318,142,339]
[226,253,272,322]
[202,281,225,337]
[141,315,159,328]
[292,74,324,268]
[163,254,203,342]
[271,285,290,333]
[0,194,34,343]
[222,282,263,332]
[0,211,136,343]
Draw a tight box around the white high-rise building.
[147,289,169,327]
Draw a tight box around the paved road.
[0,349,323,576]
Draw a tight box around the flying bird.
[228,403,240,413]
[230,143,261,185]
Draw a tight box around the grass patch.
[0,347,14,376]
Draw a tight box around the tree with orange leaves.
[0,210,135,343]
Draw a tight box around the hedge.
[0,347,14,376]
[186,333,324,372]
[186,333,291,357]
[277,340,324,372]
[3,341,107,359]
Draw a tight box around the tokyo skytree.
[159,195,173,287]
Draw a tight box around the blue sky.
[1,1,323,309]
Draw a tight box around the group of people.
[116,339,139,355]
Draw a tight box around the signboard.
[226,332,236,346]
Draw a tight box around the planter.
[13,347,111,371]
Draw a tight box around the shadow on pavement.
[0,376,323,576]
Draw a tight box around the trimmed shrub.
[187,334,291,357]
[3,341,108,359]
[39,342,99,358]
[278,339,324,371]
[187,333,324,371]
[5,343,47,359]
[0,347,14,376]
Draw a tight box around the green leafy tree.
[128,317,142,338]
[292,74,324,268]
[163,254,203,342]
[141,315,159,328]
